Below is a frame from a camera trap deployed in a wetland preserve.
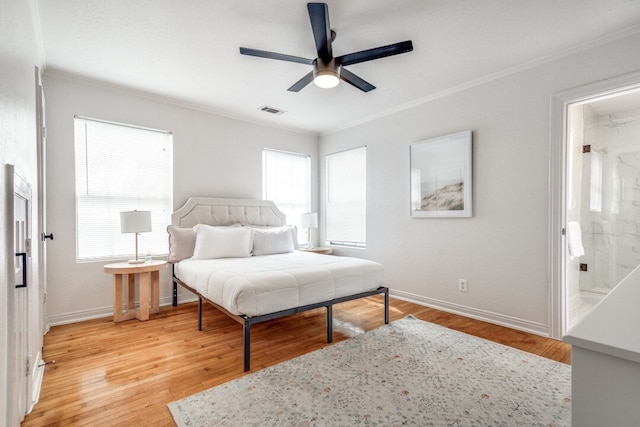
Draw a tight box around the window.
[74,116,173,260]
[262,149,311,243]
[325,146,366,247]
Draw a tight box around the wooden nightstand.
[104,260,167,322]
[298,247,333,255]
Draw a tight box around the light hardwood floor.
[22,297,571,426]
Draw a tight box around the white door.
[37,69,48,330]
[10,165,32,425]
[31,67,48,410]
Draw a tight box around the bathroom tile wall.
[580,107,640,293]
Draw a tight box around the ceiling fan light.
[314,71,340,88]
[313,59,340,89]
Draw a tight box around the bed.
[168,197,389,371]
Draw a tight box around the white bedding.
[174,251,385,317]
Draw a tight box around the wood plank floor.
[22,297,571,426]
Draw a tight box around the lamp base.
[128,259,145,264]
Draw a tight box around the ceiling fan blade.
[239,47,313,65]
[307,3,333,63]
[336,40,413,66]
[340,68,376,93]
[287,71,315,92]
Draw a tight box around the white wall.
[0,0,42,425]
[320,32,640,336]
[43,72,318,324]
[40,27,640,337]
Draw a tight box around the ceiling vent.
[260,105,286,115]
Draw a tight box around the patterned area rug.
[168,315,571,426]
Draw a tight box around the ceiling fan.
[239,2,413,93]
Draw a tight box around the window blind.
[74,117,173,260]
[325,146,366,247]
[263,149,311,243]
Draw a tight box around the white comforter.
[174,251,385,317]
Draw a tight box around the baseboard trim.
[48,291,549,337]
[47,295,199,326]
[390,289,551,337]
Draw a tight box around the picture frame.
[410,130,473,218]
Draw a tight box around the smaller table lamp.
[300,212,318,249]
[120,210,152,264]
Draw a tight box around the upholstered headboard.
[167,198,289,263]
[171,197,286,228]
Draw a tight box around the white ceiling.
[36,0,640,134]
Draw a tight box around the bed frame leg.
[172,265,178,306]
[198,297,203,331]
[326,304,333,343]
[384,288,389,324]
[243,321,251,372]
[172,282,178,307]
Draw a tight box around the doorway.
[566,89,640,330]
[550,71,640,338]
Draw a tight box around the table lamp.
[299,212,318,249]
[120,210,152,264]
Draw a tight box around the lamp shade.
[120,210,152,234]
[300,212,318,229]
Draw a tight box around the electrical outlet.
[458,279,468,292]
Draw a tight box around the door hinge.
[26,237,32,257]
[562,227,566,236]
[26,356,30,376]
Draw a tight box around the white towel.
[567,221,585,258]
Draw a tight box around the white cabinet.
[564,266,640,426]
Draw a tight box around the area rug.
[168,315,571,426]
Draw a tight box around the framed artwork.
[410,130,473,218]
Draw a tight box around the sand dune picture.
[410,131,472,218]
[421,182,464,211]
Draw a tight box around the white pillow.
[252,226,296,256]
[192,224,253,259]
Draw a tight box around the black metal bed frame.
[172,269,389,371]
